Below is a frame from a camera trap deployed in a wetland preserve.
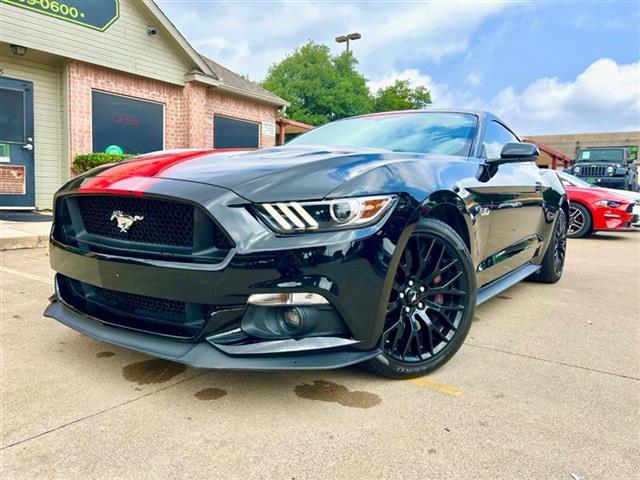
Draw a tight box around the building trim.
[184,71,222,87]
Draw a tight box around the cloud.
[157,0,514,80]
[484,58,640,135]
[466,72,482,87]
[370,59,640,135]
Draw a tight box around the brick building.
[0,0,287,209]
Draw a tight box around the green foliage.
[373,80,432,112]
[262,42,432,126]
[73,152,131,173]
[261,43,372,125]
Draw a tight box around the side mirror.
[488,142,539,164]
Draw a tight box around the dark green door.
[0,76,35,208]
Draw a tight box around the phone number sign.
[1,0,119,32]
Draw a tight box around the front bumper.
[45,180,411,369]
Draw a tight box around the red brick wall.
[206,90,278,148]
[67,60,278,166]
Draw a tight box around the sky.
[157,0,640,136]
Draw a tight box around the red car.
[558,172,638,238]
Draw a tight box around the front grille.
[58,275,210,338]
[55,194,234,261]
[77,195,194,247]
[578,165,607,177]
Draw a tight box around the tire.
[567,203,592,238]
[362,218,476,379]
[530,209,567,283]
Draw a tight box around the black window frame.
[213,114,260,149]
[91,90,165,155]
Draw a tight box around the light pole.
[335,32,361,52]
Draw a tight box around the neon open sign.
[1,0,119,32]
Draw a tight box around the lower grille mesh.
[58,275,210,338]
[92,285,186,319]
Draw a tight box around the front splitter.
[43,300,380,370]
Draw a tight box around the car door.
[473,120,546,285]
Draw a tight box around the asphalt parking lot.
[1,233,639,479]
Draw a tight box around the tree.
[261,42,433,125]
[373,79,432,112]
[261,42,372,125]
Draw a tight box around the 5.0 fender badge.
[110,210,144,233]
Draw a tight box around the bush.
[73,153,132,174]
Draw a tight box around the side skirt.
[476,263,540,305]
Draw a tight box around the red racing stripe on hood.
[78,149,216,195]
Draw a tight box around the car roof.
[357,108,489,118]
[352,108,509,127]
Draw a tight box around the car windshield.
[288,112,478,157]
[560,172,592,188]
[575,148,624,163]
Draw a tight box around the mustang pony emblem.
[110,210,144,233]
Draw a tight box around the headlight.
[607,166,615,175]
[254,195,396,233]
[595,200,622,208]
[573,166,581,174]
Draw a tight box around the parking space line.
[0,266,52,285]
[407,377,464,396]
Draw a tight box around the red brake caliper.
[434,275,444,304]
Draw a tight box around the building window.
[92,91,164,154]
[214,115,259,149]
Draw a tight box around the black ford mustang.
[45,110,568,378]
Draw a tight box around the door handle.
[22,144,33,151]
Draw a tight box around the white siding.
[1,45,67,209]
[0,0,193,85]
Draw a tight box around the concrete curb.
[0,235,49,251]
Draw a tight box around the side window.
[483,121,519,159]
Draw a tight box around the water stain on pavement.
[122,358,187,385]
[294,380,381,409]
[496,295,512,300]
[472,316,481,322]
[194,388,228,401]
[96,351,116,358]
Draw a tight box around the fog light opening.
[280,307,307,336]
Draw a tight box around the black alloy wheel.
[363,219,475,378]
[552,210,568,277]
[530,209,567,284]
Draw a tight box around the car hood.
[598,186,640,203]
[566,185,632,203]
[86,146,437,202]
